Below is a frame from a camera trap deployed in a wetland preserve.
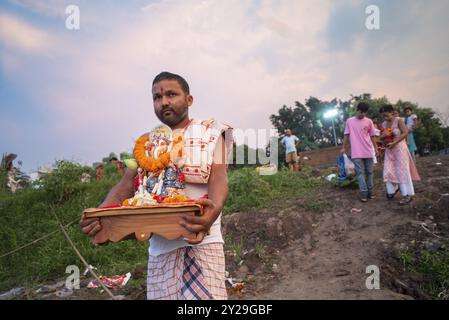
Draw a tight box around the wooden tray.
[83,203,203,244]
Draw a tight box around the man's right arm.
[279,137,285,149]
[341,134,350,155]
[99,168,136,207]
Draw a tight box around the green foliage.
[270,99,340,151]
[399,249,414,271]
[399,249,449,299]
[0,169,7,194]
[414,108,445,153]
[229,143,266,170]
[102,162,122,182]
[329,176,359,189]
[229,237,245,264]
[119,152,133,161]
[0,159,145,292]
[38,161,93,204]
[102,152,119,163]
[255,242,266,260]
[224,166,323,213]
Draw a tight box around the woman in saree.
[380,104,421,205]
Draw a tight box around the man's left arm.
[369,121,379,157]
[180,135,229,245]
[295,136,300,147]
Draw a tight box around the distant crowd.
[280,102,420,205]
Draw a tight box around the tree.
[102,152,119,163]
[270,97,350,151]
[119,152,133,160]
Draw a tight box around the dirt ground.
[4,154,448,300]
[223,154,448,300]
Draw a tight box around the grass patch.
[0,161,148,292]
[224,166,324,214]
[255,242,266,260]
[398,249,449,299]
[227,236,245,265]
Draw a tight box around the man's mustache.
[160,107,176,116]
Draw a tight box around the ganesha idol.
[83,119,231,243]
[122,124,192,207]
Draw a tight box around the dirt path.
[224,154,448,300]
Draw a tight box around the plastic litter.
[87,272,131,289]
[337,153,355,181]
[0,287,25,300]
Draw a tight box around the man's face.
[356,110,366,119]
[285,129,291,136]
[152,79,192,127]
[405,109,412,116]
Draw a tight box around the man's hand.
[340,147,347,155]
[386,142,396,149]
[179,198,220,245]
[79,214,102,245]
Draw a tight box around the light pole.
[324,109,339,146]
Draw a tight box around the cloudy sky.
[1,0,448,173]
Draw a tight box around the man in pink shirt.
[342,102,378,202]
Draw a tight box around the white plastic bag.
[343,154,355,177]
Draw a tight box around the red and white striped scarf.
[182,118,233,184]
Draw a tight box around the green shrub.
[39,161,93,204]
[0,169,8,194]
[224,166,323,213]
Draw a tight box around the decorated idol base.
[83,124,203,244]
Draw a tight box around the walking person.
[342,102,378,202]
[380,104,420,205]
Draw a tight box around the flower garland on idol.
[122,125,191,207]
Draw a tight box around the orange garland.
[134,135,171,172]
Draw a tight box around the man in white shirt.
[280,129,300,172]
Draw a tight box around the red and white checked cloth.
[146,243,227,300]
[182,118,233,184]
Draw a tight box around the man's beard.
[156,105,188,127]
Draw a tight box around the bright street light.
[324,109,338,119]
[323,108,339,146]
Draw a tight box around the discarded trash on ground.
[35,281,65,294]
[325,174,337,181]
[225,277,245,295]
[0,287,25,300]
[256,164,277,175]
[87,272,131,289]
[350,208,363,213]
